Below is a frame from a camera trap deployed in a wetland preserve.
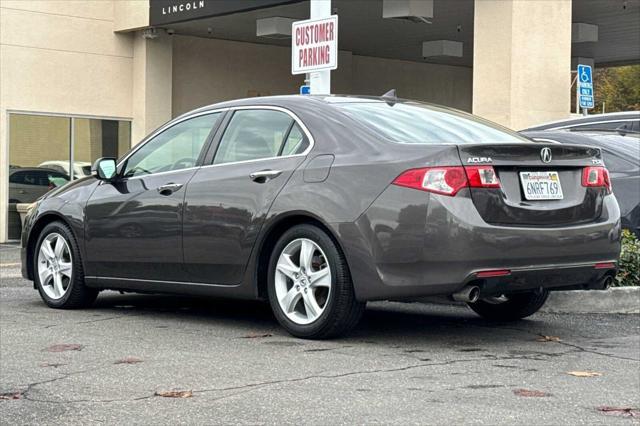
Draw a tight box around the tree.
[592,65,640,113]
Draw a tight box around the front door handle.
[249,170,282,183]
[157,183,183,195]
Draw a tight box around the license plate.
[519,171,564,200]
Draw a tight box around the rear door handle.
[249,170,282,183]
[157,183,183,195]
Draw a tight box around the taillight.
[582,166,611,193]
[392,165,501,196]
[392,167,468,196]
[465,166,500,188]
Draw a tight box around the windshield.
[336,102,529,144]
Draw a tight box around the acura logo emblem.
[541,147,552,163]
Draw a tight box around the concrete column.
[309,0,331,95]
[132,31,173,145]
[0,109,8,242]
[472,0,572,130]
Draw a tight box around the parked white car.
[38,161,92,179]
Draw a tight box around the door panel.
[84,169,197,281]
[83,112,222,282]
[182,156,304,284]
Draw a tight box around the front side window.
[213,110,295,165]
[336,102,529,144]
[123,113,220,177]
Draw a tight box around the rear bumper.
[333,186,621,301]
[460,263,616,296]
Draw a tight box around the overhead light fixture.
[142,28,159,39]
[572,23,598,43]
[422,40,463,59]
[256,17,295,39]
[382,0,433,24]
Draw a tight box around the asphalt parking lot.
[1,243,639,425]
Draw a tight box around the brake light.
[393,167,468,196]
[582,166,612,193]
[465,166,500,188]
[392,165,501,196]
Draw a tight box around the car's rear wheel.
[34,221,98,309]
[467,290,549,321]
[267,224,365,339]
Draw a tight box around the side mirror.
[92,158,117,181]
[615,124,628,136]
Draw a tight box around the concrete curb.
[416,287,640,314]
[541,287,640,314]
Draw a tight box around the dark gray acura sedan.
[21,95,621,339]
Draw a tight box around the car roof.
[10,167,69,174]
[523,111,640,131]
[181,94,457,119]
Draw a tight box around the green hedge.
[615,229,640,287]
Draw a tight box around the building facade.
[1,0,639,241]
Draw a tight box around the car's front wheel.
[467,290,549,321]
[267,224,365,339]
[33,221,98,309]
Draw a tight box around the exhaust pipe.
[601,275,614,290]
[451,285,481,303]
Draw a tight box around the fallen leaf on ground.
[154,390,193,398]
[39,362,67,368]
[567,371,602,377]
[242,333,273,339]
[114,357,143,365]
[44,344,83,352]
[597,406,639,417]
[0,391,23,400]
[513,388,550,397]
[536,335,561,342]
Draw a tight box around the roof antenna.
[381,89,397,106]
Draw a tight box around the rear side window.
[10,170,68,186]
[571,121,634,132]
[214,110,299,164]
[336,102,528,144]
[281,124,309,156]
[9,171,26,184]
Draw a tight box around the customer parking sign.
[291,15,338,75]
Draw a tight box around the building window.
[7,113,131,239]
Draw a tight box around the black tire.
[467,290,549,321]
[267,224,365,339]
[33,221,98,309]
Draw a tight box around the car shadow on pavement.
[83,291,563,347]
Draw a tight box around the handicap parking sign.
[577,64,594,109]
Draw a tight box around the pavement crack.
[189,353,571,398]
[42,315,136,329]
[469,323,640,363]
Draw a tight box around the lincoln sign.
[291,15,338,75]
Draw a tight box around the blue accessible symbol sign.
[577,64,594,109]
[300,85,311,95]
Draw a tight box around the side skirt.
[84,276,258,300]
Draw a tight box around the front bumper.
[333,186,621,301]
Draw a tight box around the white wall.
[172,35,472,116]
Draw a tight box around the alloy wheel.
[37,233,73,300]
[274,238,332,325]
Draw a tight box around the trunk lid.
[457,143,606,226]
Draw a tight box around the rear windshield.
[336,102,528,144]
